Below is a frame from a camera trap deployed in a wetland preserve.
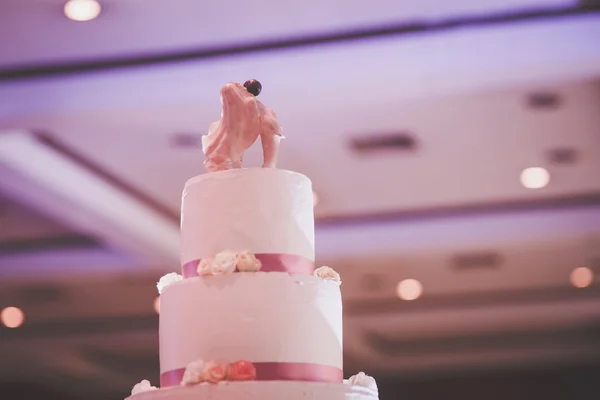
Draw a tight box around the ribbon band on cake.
[160,362,343,387]
[182,253,315,278]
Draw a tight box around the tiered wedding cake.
[126,80,379,400]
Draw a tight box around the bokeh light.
[64,0,102,22]
[1,306,25,328]
[154,296,161,314]
[570,267,594,288]
[396,279,423,301]
[520,167,550,189]
[312,190,319,207]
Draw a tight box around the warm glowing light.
[154,296,161,314]
[396,279,423,300]
[520,167,550,189]
[312,191,319,207]
[1,306,25,328]
[64,0,102,22]
[570,267,594,288]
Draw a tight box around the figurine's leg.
[260,134,281,168]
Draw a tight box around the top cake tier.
[180,168,315,277]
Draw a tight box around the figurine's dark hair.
[243,79,262,96]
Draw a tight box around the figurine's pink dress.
[202,82,283,172]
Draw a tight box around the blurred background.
[1,0,600,399]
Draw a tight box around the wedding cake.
[126,80,379,400]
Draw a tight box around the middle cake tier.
[158,272,343,387]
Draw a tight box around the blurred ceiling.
[1,0,600,398]
[0,0,591,69]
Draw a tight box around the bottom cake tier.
[126,381,379,400]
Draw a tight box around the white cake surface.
[127,381,378,400]
[180,168,315,267]
[159,272,343,383]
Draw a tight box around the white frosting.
[157,273,183,294]
[180,168,315,265]
[126,381,378,400]
[347,372,378,393]
[131,380,157,395]
[159,273,342,374]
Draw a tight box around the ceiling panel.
[0,191,73,241]
[2,78,598,221]
[0,0,578,67]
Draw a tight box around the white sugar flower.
[156,272,183,294]
[131,379,157,395]
[211,250,238,275]
[314,266,341,285]
[347,372,378,392]
[236,250,262,272]
[181,359,205,386]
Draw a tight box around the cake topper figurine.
[201,79,284,172]
[243,79,262,96]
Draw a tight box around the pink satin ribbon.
[160,362,343,387]
[182,253,314,278]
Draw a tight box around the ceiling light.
[520,167,550,189]
[396,278,423,301]
[570,267,593,288]
[1,306,25,328]
[64,0,102,22]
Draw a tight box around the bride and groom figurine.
[202,79,284,172]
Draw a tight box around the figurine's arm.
[260,133,282,168]
[259,105,284,168]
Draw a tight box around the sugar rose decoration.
[196,258,213,276]
[203,360,230,384]
[227,360,257,381]
[236,250,262,272]
[211,250,238,275]
[314,266,341,285]
[181,360,206,386]
[346,372,378,393]
[196,250,262,276]
[180,360,257,386]
[156,272,183,294]
[131,379,157,395]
